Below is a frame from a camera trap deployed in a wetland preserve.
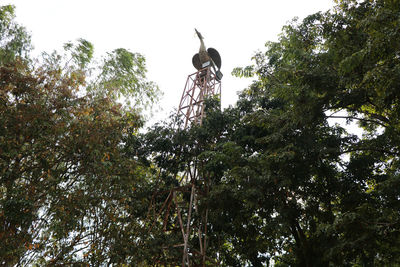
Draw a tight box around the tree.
[136,0,400,265]
[227,0,400,265]
[0,5,160,265]
[0,60,139,265]
[0,5,31,65]
[132,98,240,265]
[3,0,400,265]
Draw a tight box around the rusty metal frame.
[178,66,220,266]
[178,66,221,128]
[148,66,220,266]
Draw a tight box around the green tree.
[132,98,235,265]
[0,5,31,65]
[0,5,160,265]
[136,0,400,265]
[0,60,140,265]
[227,0,400,265]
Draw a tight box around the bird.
[192,29,223,80]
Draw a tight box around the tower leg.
[150,66,221,266]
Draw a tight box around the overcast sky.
[5,0,335,122]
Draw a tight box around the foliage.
[92,48,160,108]
[0,5,31,65]
[0,56,148,266]
[227,0,400,265]
[42,39,161,112]
[2,0,400,266]
[0,5,160,266]
[137,0,400,265]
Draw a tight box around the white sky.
[5,0,335,123]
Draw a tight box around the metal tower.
[149,29,222,266]
[177,66,221,266]
[148,66,221,266]
[178,66,221,128]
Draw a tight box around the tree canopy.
[2,0,400,266]
[0,5,160,265]
[140,0,400,265]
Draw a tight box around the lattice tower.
[149,66,221,266]
[178,66,220,266]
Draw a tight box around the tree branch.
[326,115,387,128]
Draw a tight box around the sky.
[5,0,336,123]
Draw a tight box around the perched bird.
[192,29,223,80]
